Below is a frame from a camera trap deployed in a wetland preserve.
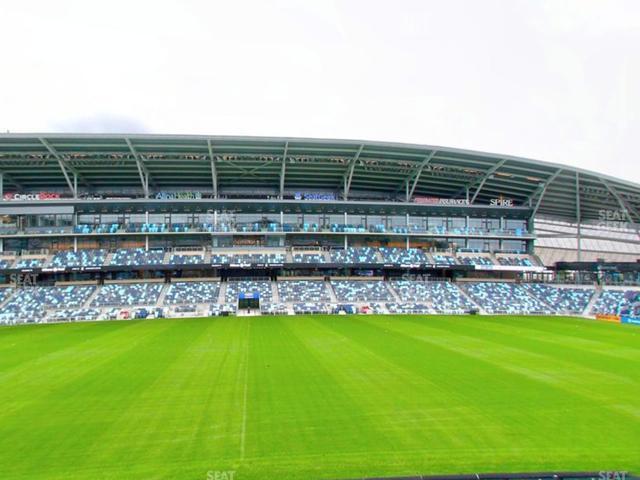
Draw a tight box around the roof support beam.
[0,171,24,191]
[601,178,640,238]
[207,140,218,199]
[528,168,563,217]
[280,142,288,200]
[406,150,437,201]
[469,159,506,204]
[39,137,87,197]
[125,138,152,198]
[343,144,364,200]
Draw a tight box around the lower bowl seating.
[0,286,96,324]
[278,280,329,302]
[293,302,330,314]
[591,289,640,316]
[91,283,164,307]
[331,280,392,302]
[164,282,220,305]
[462,282,552,314]
[522,284,593,313]
[225,280,273,304]
[389,280,474,313]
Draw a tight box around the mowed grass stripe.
[478,315,640,360]
[0,319,177,422]
[0,321,133,372]
[282,316,515,479]
[420,316,640,397]
[0,319,227,479]
[0,315,638,480]
[238,316,396,479]
[356,315,640,471]
[335,316,640,472]
[73,317,249,480]
[318,316,555,471]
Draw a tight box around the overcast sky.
[1,0,638,181]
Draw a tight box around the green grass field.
[0,315,638,480]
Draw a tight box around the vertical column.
[214,210,218,229]
[145,235,149,251]
[406,236,409,250]
[73,236,78,253]
[344,235,348,250]
[280,211,284,231]
[0,238,4,253]
[343,211,347,226]
[145,211,149,224]
[0,172,4,200]
[576,173,582,263]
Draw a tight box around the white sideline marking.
[240,318,250,460]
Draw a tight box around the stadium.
[0,133,639,479]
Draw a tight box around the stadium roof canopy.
[0,133,639,223]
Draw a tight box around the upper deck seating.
[329,224,366,233]
[0,258,14,269]
[497,256,534,267]
[522,284,593,313]
[14,257,46,269]
[331,280,392,302]
[458,256,494,266]
[126,223,167,233]
[278,280,329,302]
[330,247,379,264]
[91,283,163,307]
[462,282,551,314]
[211,253,285,264]
[168,254,205,265]
[292,252,327,263]
[432,254,458,266]
[378,247,428,264]
[49,249,107,268]
[164,282,220,305]
[110,248,165,266]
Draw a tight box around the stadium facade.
[0,133,639,323]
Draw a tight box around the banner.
[294,192,335,201]
[595,314,621,323]
[621,316,640,326]
[489,197,514,207]
[154,191,202,200]
[413,196,469,206]
[3,192,61,201]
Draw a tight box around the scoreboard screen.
[238,292,260,309]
